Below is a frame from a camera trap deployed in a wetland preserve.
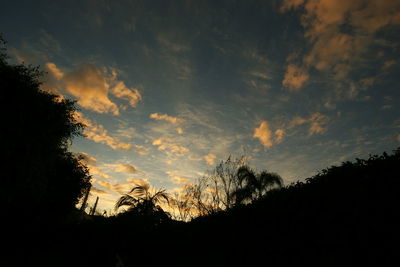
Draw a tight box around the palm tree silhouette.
[232,165,283,205]
[115,183,170,218]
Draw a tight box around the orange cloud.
[308,113,328,135]
[97,180,115,192]
[383,60,396,69]
[111,80,141,108]
[104,163,139,174]
[150,113,182,124]
[74,112,134,151]
[152,137,189,155]
[166,171,190,185]
[253,121,273,148]
[44,63,142,115]
[45,62,64,80]
[281,0,400,86]
[289,116,308,128]
[97,179,150,195]
[274,129,285,144]
[289,112,328,135]
[76,152,110,179]
[204,153,217,166]
[91,185,111,196]
[64,64,120,115]
[282,64,309,91]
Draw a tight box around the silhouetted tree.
[232,165,283,205]
[0,35,91,226]
[176,155,282,218]
[115,183,170,223]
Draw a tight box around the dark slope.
[165,149,400,266]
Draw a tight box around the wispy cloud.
[91,185,111,196]
[166,171,190,185]
[74,112,148,154]
[157,35,191,53]
[289,112,329,135]
[152,137,189,155]
[103,163,139,174]
[97,178,150,195]
[76,152,110,179]
[150,113,183,124]
[274,129,285,144]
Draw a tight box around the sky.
[1,0,400,212]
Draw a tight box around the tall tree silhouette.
[0,35,91,226]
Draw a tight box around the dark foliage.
[0,36,91,227]
[25,148,398,267]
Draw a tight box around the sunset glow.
[2,0,399,213]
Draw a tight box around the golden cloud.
[308,113,328,135]
[166,171,190,185]
[152,137,189,155]
[76,152,110,179]
[253,121,273,148]
[97,181,115,192]
[204,153,217,166]
[45,62,64,80]
[254,122,286,148]
[97,179,147,195]
[150,113,182,124]
[74,112,134,151]
[126,178,150,187]
[289,112,328,135]
[274,129,285,144]
[91,185,111,196]
[104,163,139,174]
[44,63,142,115]
[65,64,120,115]
[282,64,310,91]
[111,80,142,108]
[289,116,309,128]
[281,0,400,88]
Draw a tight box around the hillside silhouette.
[1,35,399,266]
[41,149,398,267]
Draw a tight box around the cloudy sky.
[1,0,399,212]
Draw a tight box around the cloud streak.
[152,137,189,155]
[289,112,328,135]
[104,163,139,174]
[150,113,183,124]
[74,112,148,154]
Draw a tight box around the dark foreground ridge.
[7,149,400,267]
